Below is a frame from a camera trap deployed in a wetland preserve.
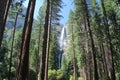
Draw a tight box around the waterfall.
[58,25,66,68]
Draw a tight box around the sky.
[60,0,74,24]
[23,0,74,24]
[23,0,43,19]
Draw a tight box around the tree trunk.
[97,57,102,78]
[17,0,36,80]
[82,47,87,80]
[44,16,51,80]
[83,64,87,80]
[8,12,19,80]
[40,0,50,80]
[83,0,98,79]
[36,48,39,80]
[84,14,92,80]
[101,43,110,80]
[36,21,42,80]
[100,0,116,79]
[87,51,92,80]
[71,25,77,80]
[44,1,51,79]
[0,0,12,49]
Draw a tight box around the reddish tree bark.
[40,0,50,80]
[83,0,98,79]
[101,0,116,79]
[0,0,12,49]
[17,0,36,80]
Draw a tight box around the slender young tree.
[44,0,51,79]
[40,0,50,79]
[8,1,23,80]
[0,0,12,49]
[71,25,77,80]
[35,47,39,80]
[17,0,36,80]
[8,11,19,80]
[44,0,62,79]
[36,23,43,80]
[48,0,62,71]
[34,2,46,80]
[100,0,116,79]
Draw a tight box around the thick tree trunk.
[40,0,50,80]
[83,0,98,79]
[100,0,116,79]
[0,0,12,49]
[8,12,19,80]
[17,0,36,80]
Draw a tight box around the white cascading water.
[58,25,66,68]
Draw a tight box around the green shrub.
[48,69,64,80]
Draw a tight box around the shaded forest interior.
[0,0,120,80]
